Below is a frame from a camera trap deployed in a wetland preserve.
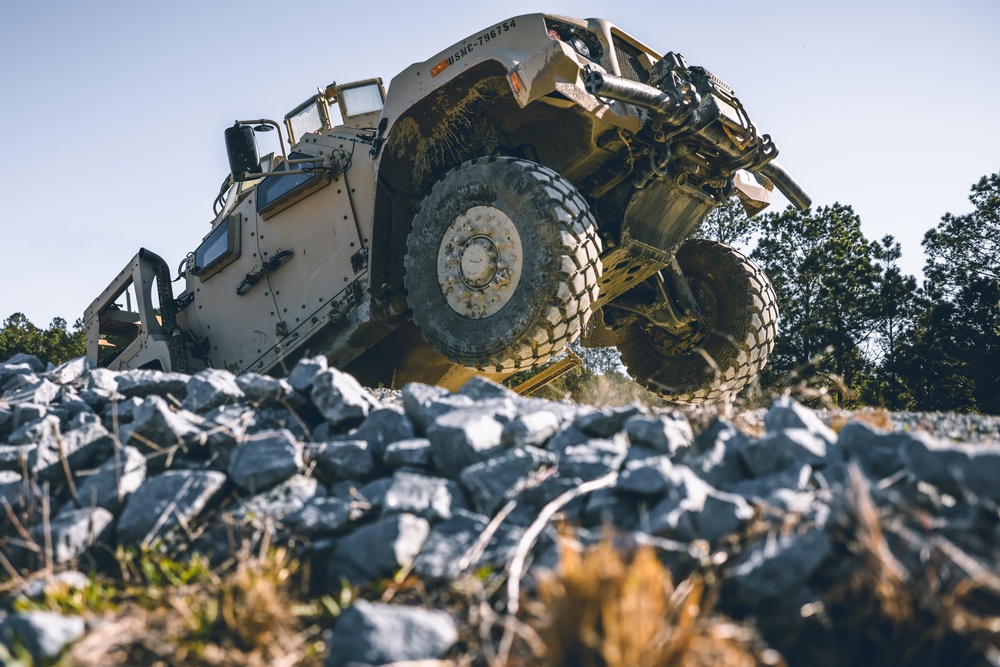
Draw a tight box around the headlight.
[546,20,604,62]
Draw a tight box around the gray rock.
[727,465,812,501]
[401,382,475,432]
[115,369,190,399]
[232,474,324,523]
[457,375,514,401]
[12,402,48,430]
[902,436,1000,502]
[77,367,122,408]
[310,439,374,483]
[101,396,144,427]
[648,464,713,540]
[311,367,378,427]
[0,611,85,664]
[836,421,907,478]
[0,444,33,471]
[617,455,677,496]
[582,487,641,530]
[5,378,60,406]
[501,410,561,449]
[183,368,246,412]
[383,437,433,468]
[48,356,94,386]
[0,366,34,396]
[9,413,61,446]
[766,488,831,526]
[544,426,591,452]
[692,490,755,542]
[287,354,328,393]
[249,405,308,439]
[338,476,392,510]
[427,406,507,478]
[507,474,586,527]
[345,406,416,461]
[556,434,628,482]
[74,445,147,512]
[29,420,114,481]
[0,472,26,508]
[573,404,644,438]
[624,412,694,456]
[728,528,833,606]
[384,470,468,522]
[325,599,458,667]
[56,389,94,421]
[198,404,254,455]
[3,353,45,374]
[0,401,11,434]
[765,396,837,445]
[680,417,751,488]
[459,447,557,515]
[66,411,101,431]
[330,513,430,582]
[283,496,363,536]
[227,429,303,492]
[117,470,227,548]
[119,395,206,464]
[740,428,831,478]
[1,369,37,394]
[31,507,114,567]
[413,509,523,579]
[236,372,295,404]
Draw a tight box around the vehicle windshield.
[287,101,324,144]
[341,82,384,117]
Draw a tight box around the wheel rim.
[436,205,523,318]
[646,275,718,357]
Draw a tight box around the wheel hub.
[646,276,716,357]
[437,205,523,318]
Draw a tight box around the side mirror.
[224,123,261,182]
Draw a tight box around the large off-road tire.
[404,156,603,372]
[616,239,777,404]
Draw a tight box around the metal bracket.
[351,246,369,274]
[236,249,295,296]
[509,348,583,396]
[609,259,700,333]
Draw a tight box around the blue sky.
[2,0,998,326]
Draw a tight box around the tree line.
[3,173,997,413]
[723,171,1000,413]
[0,313,86,367]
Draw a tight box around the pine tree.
[752,204,879,405]
[899,172,1000,413]
[0,313,86,366]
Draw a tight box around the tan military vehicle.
[85,13,809,403]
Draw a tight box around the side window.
[256,152,328,219]
[193,213,241,280]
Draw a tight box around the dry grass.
[827,407,893,433]
[817,466,1000,667]
[19,547,327,667]
[522,534,782,667]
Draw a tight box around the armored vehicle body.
[85,13,809,403]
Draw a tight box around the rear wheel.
[404,156,603,372]
[616,239,777,404]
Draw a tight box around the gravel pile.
[0,351,998,665]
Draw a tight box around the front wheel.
[616,239,778,404]
[404,157,603,372]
